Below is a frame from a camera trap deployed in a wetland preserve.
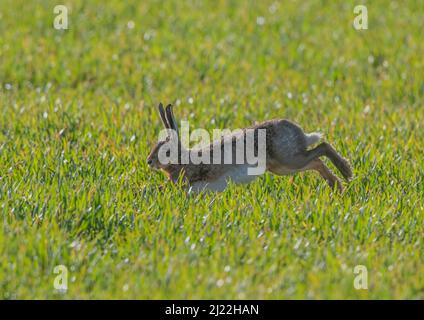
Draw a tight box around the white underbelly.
[190,165,260,192]
[271,166,298,175]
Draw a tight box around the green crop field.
[0,0,422,299]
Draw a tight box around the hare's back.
[267,119,308,156]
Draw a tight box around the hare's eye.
[166,150,170,157]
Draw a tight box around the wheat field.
[0,0,422,299]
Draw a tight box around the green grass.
[0,0,423,299]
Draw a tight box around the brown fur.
[147,104,353,192]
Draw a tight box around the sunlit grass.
[0,0,423,299]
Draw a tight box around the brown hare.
[147,103,352,192]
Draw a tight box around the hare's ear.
[165,104,179,134]
[158,102,170,129]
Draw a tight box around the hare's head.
[147,103,180,170]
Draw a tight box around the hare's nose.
[147,159,153,166]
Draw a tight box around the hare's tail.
[305,132,321,146]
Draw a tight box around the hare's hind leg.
[303,159,343,192]
[308,143,352,180]
[289,142,352,180]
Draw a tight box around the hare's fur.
[147,104,352,192]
